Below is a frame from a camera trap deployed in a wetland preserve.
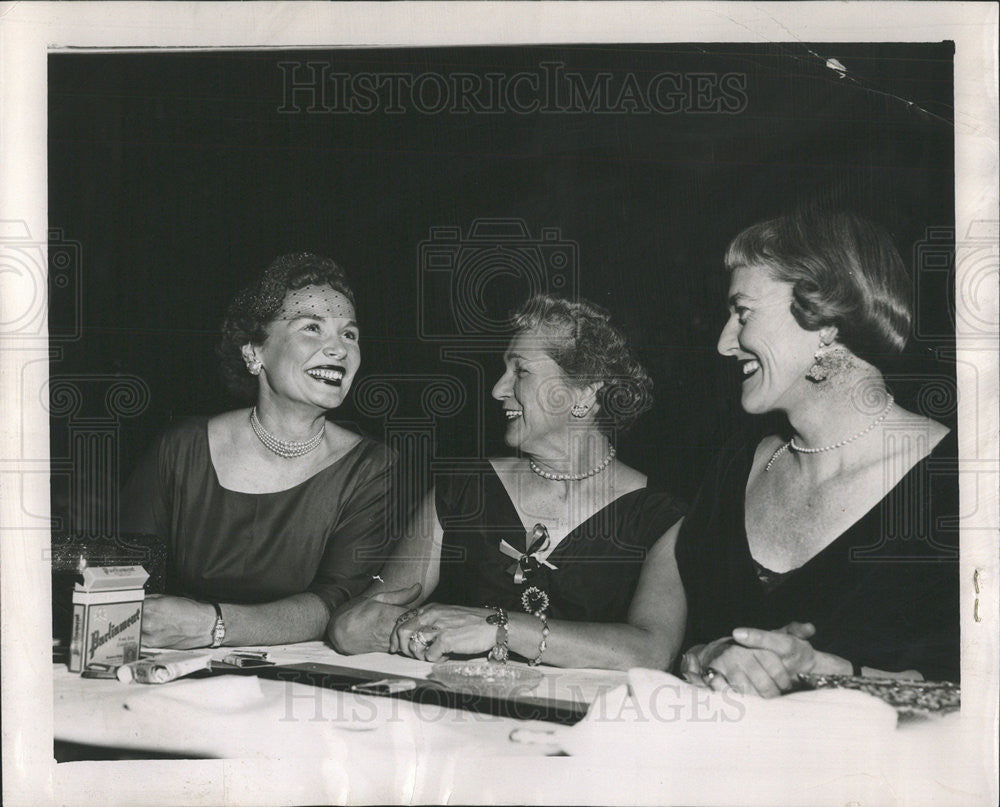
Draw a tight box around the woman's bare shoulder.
[885,407,951,456]
[611,460,648,493]
[487,455,522,475]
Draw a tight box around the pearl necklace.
[529,446,616,481]
[765,395,894,472]
[249,406,325,459]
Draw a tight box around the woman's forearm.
[503,611,681,671]
[219,592,330,646]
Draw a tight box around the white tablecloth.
[53,644,988,806]
[54,643,623,759]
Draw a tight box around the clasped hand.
[683,622,850,698]
[390,603,497,662]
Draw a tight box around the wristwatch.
[209,602,226,648]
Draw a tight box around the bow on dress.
[498,523,558,584]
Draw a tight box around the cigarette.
[350,678,416,694]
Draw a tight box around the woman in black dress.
[329,294,686,671]
[677,209,959,696]
[122,253,394,648]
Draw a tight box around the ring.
[395,608,419,627]
[409,630,430,649]
[703,667,727,686]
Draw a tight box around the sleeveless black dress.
[675,430,960,681]
[433,460,685,623]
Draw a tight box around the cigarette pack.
[69,565,149,673]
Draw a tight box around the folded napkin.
[551,668,898,763]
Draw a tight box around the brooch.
[498,523,558,584]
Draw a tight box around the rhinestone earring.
[807,346,829,383]
[807,337,842,383]
[244,356,263,376]
[571,403,589,418]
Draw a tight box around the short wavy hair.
[217,252,355,401]
[511,294,654,437]
[724,209,913,365]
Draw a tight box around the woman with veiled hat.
[122,253,394,649]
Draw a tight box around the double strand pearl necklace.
[249,406,325,459]
[529,445,616,481]
[765,395,894,472]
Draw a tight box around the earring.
[571,403,589,418]
[807,343,830,383]
[244,357,263,376]
[807,339,851,384]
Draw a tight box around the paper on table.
[546,668,898,764]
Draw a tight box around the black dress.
[675,430,960,681]
[121,417,395,614]
[433,461,685,622]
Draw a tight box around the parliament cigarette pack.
[69,565,148,672]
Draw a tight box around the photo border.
[1,3,996,805]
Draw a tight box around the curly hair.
[511,294,654,437]
[724,208,913,366]
[217,252,356,401]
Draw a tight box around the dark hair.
[511,294,653,436]
[217,252,355,401]
[724,209,913,365]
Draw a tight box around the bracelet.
[485,605,509,663]
[528,612,549,667]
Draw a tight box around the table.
[54,643,624,757]
[52,644,990,806]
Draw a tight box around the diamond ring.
[703,667,727,686]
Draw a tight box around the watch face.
[211,616,225,646]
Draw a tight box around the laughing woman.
[122,253,394,648]
[329,295,686,671]
[677,209,959,696]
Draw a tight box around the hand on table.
[328,583,423,654]
[686,622,850,698]
[141,594,216,649]
[390,603,495,662]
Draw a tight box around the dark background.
[48,43,956,535]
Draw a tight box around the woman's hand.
[328,584,423,654]
[141,594,216,649]
[390,603,496,661]
[689,622,851,698]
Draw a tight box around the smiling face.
[491,328,584,455]
[247,284,361,412]
[717,263,824,415]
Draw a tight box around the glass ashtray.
[430,660,544,696]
